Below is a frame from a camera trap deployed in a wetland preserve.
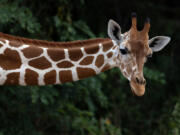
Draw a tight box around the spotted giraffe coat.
[0,32,118,85]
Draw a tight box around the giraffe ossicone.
[0,13,170,96]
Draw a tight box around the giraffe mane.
[0,32,111,48]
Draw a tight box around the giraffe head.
[108,13,170,96]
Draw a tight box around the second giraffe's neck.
[0,33,119,85]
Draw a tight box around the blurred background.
[0,0,179,135]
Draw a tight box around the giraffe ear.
[149,36,171,52]
[108,19,122,42]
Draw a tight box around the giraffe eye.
[147,54,152,58]
[120,47,128,55]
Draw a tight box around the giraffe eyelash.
[146,54,152,58]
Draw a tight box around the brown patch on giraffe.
[0,48,22,70]
[68,48,83,61]
[0,43,3,48]
[79,56,94,65]
[4,72,20,85]
[59,70,73,83]
[77,67,96,79]
[107,52,113,58]
[25,69,39,85]
[22,46,43,58]
[95,55,104,68]
[84,45,99,54]
[0,38,6,43]
[101,64,110,72]
[120,63,125,69]
[57,61,74,68]
[47,48,65,61]
[29,56,52,70]
[9,40,22,47]
[126,66,132,75]
[102,41,113,52]
[132,61,136,66]
[44,70,56,84]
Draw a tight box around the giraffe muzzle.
[130,78,146,96]
[135,76,146,85]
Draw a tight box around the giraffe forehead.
[128,40,149,55]
[122,31,149,51]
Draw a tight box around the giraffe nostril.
[143,79,146,85]
[136,77,140,84]
[135,77,146,85]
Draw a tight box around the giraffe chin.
[130,81,145,96]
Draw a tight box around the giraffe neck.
[0,33,118,85]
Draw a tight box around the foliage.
[0,0,179,135]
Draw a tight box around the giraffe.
[0,13,170,96]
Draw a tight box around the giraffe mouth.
[130,81,145,96]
